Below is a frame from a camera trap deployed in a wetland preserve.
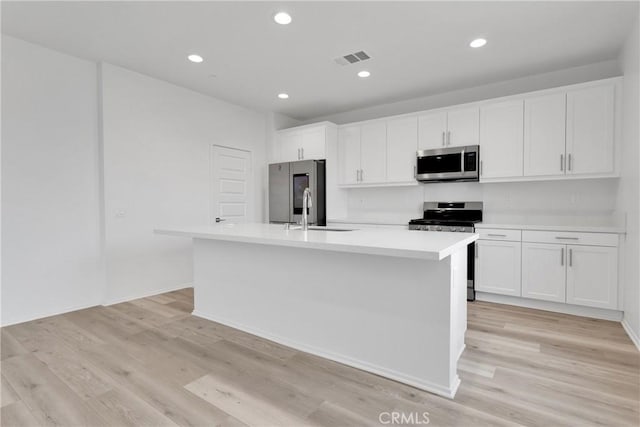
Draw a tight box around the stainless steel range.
[409,202,483,301]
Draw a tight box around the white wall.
[1,36,104,325]
[101,64,268,304]
[617,17,640,347]
[306,60,621,125]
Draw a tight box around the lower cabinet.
[476,239,522,296]
[477,228,620,312]
[521,243,567,303]
[566,245,618,309]
[521,241,619,309]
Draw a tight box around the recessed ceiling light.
[274,12,292,25]
[357,70,371,78]
[278,93,289,99]
[469,38,487,48]
[188,54,204,63]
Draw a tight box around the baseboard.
[621,318,640,351]
[102,282,193,306]
[192,310,459,399]
[475,292,623,321]
[1,299,102,327]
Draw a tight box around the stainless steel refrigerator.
[269,160,326,226]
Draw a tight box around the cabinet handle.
[447,131,451,146]
[487,233,507,237]
[568,154,572,171]
[555,236,579,241]
[480,160,483,176]
[301,147,304,159]
[442,131,446,146]
[361,169,364,182]
[561,247,564,266]
[298,148,301,160]
[560,154,564,172]
[413,165,417,178]
[569,248,573,267]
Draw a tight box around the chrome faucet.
[302,187,312,231]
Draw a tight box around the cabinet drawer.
[522,230,618,247]
[478,228,521,241]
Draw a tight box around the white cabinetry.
[521,231,619,309]
[275,122,335,163]
[387,116,417,183]
[521,243,567,303]
[523,93,567,177]
[476,236,522,297]
[361,121,387,183]
[338,125,362,185]
[418,107,478,150]
[566,85,615,176]
[338,122,387,185]
[334,78,619,188]
[479,100,524,179]
[566,245,618,309]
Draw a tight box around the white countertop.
[155,223,478,261]
[476,214,626,234]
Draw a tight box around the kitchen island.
[155,223,478,398]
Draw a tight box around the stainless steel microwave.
[416,145,479,183]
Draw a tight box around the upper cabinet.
[523,93,567,177]
[321,77,620,188]
[566,85,615,176]
[274,122,336,163]
[387,116,418,182]
[479,99,524,179]
[338,125,361,185]
[338,122,387,185]
[418,107,479,150]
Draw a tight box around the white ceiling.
[2,1,638,121]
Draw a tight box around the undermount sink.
[307,226,354,232]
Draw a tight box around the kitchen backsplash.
[343,178,619,224]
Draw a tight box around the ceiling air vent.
[334,50,371,66]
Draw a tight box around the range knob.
[450,227,457,232]
[436,226,443,231]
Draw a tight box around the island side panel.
[192,238,461,398]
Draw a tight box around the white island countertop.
[155,223,478,261]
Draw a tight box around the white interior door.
[211,145,252,224]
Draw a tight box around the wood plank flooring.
[1,288,638,426]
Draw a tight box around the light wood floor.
[1,288,638,426]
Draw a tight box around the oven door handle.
[460,149,465,172]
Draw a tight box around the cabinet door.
[278,132,301,163]
[387,116,418,182]
[479,100,524,179]
[337,126,361,185]
[566,245,618,309]
[522,243,566,303]
[566,85,615,175]
[300,127,326,160]
[524,93,567,177]
[447,107,479,147]
[360,121,387,183]
[418,112,447,150]
[476,240,522,296]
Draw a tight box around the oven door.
[416,145,479,182]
